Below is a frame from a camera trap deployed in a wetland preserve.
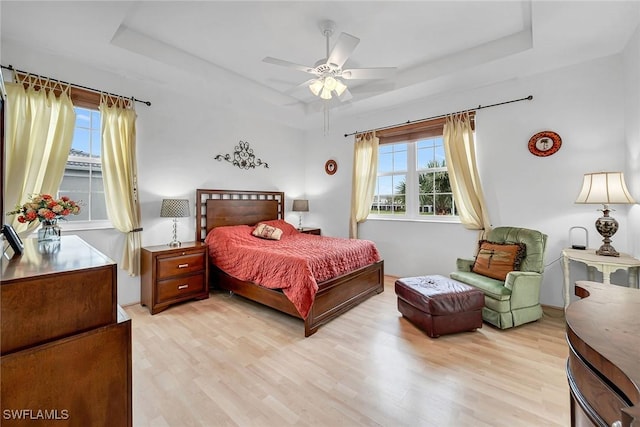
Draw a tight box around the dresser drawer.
[156,273,207,303]
[568,347,628,426]
[157,252,205,279]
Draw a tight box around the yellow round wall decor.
[528,131,562,157]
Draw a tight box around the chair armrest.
[504,271,542,309]
[456,258,475,272]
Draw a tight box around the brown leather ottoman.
[395,275,484,338]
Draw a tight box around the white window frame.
[369,138,460,223]
[59,106,112,231]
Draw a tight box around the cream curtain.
[4,76,76,236]
[349,132,379,238]
[443,113,491,235]
[100,94,142,276]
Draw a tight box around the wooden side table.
[299,227,321,235]
[561,248,640,309]
[140,241,209,314]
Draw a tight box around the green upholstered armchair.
[450,227,548,329]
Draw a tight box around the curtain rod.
[0,64,151,106]
[344,95,533,138]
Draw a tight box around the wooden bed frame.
[196,189,384,337]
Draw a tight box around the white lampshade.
[323,76,337,91]
[334,79,347,96]
[309,79,323,96]
[575,172,635,205]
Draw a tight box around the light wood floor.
[125,276,570,426]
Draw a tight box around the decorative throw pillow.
[472,240,526,281]
[258,219,298,236]
[252,223,283,240]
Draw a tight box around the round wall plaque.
[528,131,562,157]
[325,159,337,175]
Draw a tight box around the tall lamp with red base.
[575,171,636,257]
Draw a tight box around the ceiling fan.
[263,20,396,102]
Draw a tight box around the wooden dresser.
[566,280,640,427]
[1,235,131,426]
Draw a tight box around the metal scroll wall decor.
[214,140,269,169]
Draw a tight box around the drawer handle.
[178,263,189,268]
[611,422,622,427]
[178,284,189,290]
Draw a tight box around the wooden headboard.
[195,189,284,242]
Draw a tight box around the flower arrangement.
[7,194,81,224]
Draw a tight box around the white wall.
[624,23,640,258]
[305,53,632,309]
[1,41,307,306]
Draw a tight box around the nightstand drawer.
[157,252,205,279]
[156,273,206,303]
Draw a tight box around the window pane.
[434,139,446,165]
[62,107,105,222]
[393,147,407,172]
[75,110,90,129]
[418,194,434,215]
[91,110,100,129]
[417,137,446,169]
[379,143,407,174]
[72,128,91,154]
[435,194,454,215]
[371,174,405,215]
[91,129,101,158]
[378,151,394,174]
[392,174,406,215]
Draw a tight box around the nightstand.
[299,227,321,235]
[141,242,209,314]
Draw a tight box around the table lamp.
[575,172,635,256]
[292,199,309,230]
[160,199,190,247]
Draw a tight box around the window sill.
[367,216,461,224]
[54,220,114,232]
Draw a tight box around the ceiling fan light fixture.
[334,79,347,96]
[309,79,323,96]
[320,87,332,100]
[323,76,337,91]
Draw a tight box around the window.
[58,107,108,223]
[371,136,456,220]
[13,72,122,228]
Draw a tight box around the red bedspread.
[204,221,381,319]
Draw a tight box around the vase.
[38,219,61,242]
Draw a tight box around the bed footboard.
[304,260,384,336]
[211,260,384,337]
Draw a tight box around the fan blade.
[342,67,397,80]
[338,87,353,102]
[284,78,318,95]
[326,33,359,68]
[263,57,317,74]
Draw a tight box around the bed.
[196,189,384,336]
